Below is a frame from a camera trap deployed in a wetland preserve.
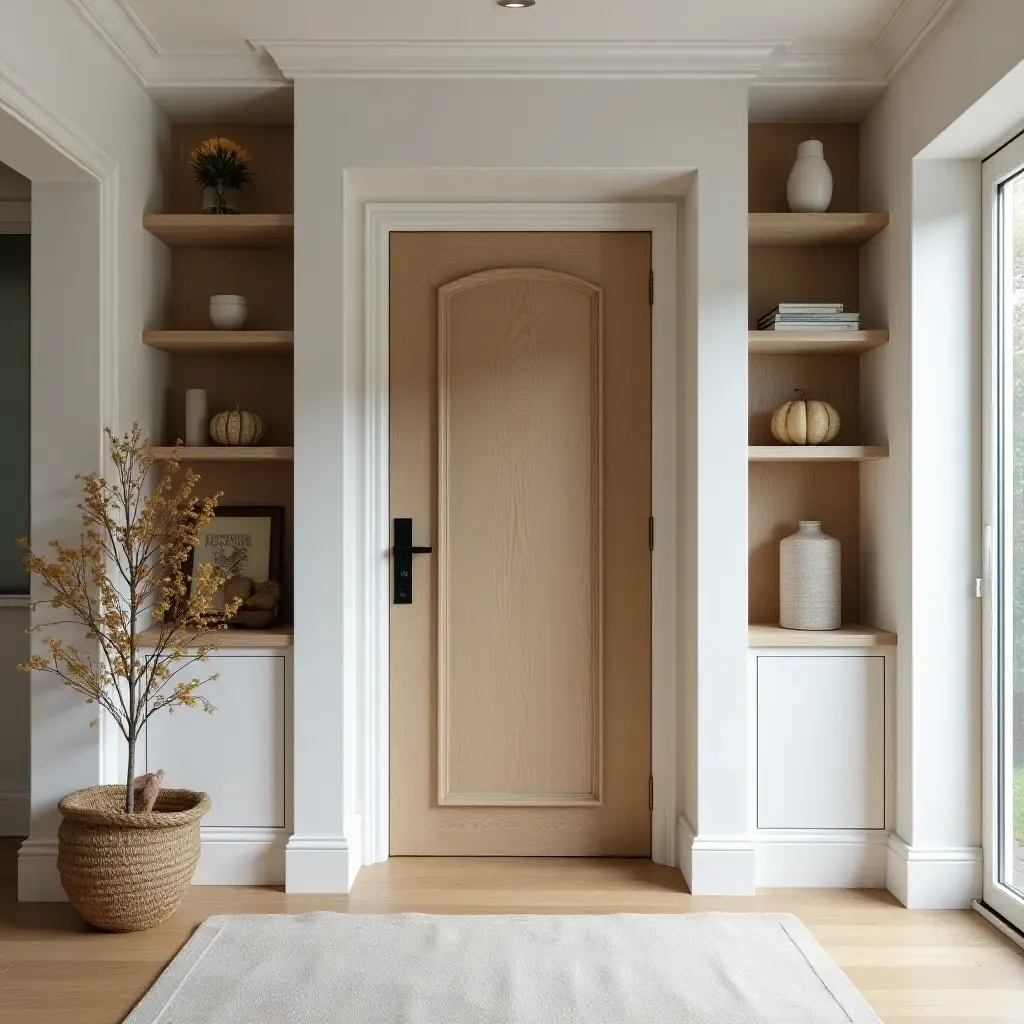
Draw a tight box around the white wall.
[861,0,1024,908]
[291,77,751,893]
[0,0,168,899]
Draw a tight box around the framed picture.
[187,506,284,612]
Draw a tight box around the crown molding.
[68,0,160,84]
[62,0,965,119]
[255,40,783,81]
[871,0,960,80]
[759,47,886,85]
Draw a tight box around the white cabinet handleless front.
[144,653,287,829]
[756,654,885,830]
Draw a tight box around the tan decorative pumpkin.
[771,389,841,445]
[210,405,265,446]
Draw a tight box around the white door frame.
[363,202,679,867]
[981,133,1024,929]
[0,61,122,899]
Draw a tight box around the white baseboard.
[755,830,889,888]
[192,828,287,885]
[677,814,756,895]
[17,829,290,899]
[887,835,982,908]
[285,834,355,894]
[17,838,64,902]
[0,787,29,837]
[346,813,363,890]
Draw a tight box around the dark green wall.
[0,235,29,593]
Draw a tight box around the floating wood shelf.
[137,625,294,649]
[143,214,294,248]
[749,623,897,648]
[749,445,888,463]
[748,330,888,356]
[748,213,889,248]
[150,446,294,462]
[143,331,294,355]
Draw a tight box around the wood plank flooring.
[1,840,1023,1022]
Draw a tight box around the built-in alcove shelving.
[144,330,294,355]
[150,446,294,463]
[144,124,295,628]
[143,213,293,248]
[748,212,889,247]
[749,330,888,356]
[747,123,893,644]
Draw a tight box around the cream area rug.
[126,912,880,1023]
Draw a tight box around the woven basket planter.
[57,785,211,932]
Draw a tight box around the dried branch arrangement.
[19,425,241,812]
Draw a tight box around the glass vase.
[201,185,240,215]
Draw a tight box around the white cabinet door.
[757,655,884,830]
[145,655,286,828]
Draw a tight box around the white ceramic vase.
[786,140,833,213]
[184,388,208,446]
[779,520,841,630]
[209,294,248,330]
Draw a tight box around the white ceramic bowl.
[209,295,248,330]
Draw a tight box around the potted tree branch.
[20,426,241,931]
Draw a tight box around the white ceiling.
[123,0,905,50]
[70,0,960,120]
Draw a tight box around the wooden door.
[390,232,651,856]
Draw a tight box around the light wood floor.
[2,840,1024,1023]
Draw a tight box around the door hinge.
[649,269,654,306]
[649,516,655,552]
[649,776,654,812]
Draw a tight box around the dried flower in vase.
[189,137,252,215]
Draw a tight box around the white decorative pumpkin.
[210,406,265,446]
[771,389,841,446]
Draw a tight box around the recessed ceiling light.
[498,0,535,7]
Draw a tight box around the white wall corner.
[887,834,983,909]
[285,834,355,894]
[17,838,64,902]
[0,788,29,838]
[677,815,756,896]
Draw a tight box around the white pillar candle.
[185,388,208,446]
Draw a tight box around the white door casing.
[363,202,679,868]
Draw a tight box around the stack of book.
[757,303,860,332]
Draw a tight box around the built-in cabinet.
[137,123,295,884]
[145,654,287,829]
[747,125,896,887]
[756,654,885,830]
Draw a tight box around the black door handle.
[393,517,432,604]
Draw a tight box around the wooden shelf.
[749,445,888,463]
[150,446,294,462]
[137,625,294,649]
[749,213,889,248]
[749,330,888,356]
[143,214,293,248]
[749,623,897,648]
[144,331,293,355]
